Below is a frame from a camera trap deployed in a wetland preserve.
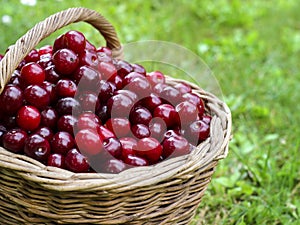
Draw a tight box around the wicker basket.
[0,7,231,225]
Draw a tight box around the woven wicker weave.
[0,7,231,224]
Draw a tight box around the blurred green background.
[1,0,299,224]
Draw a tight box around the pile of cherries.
[0,30,211,173]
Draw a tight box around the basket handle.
[0,7,123,93]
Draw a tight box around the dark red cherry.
[40,81,57,104]
[146,71,165,86]
[174,82,192,94]
[45,65,60,84]
[38,45,53,55]
[23,84,50,110]
[20,62,45,85]
[97,46,112,57]
[0,85,23,115]
[53,34,65,53]
[78,49,99,69]
[65,148,90,173]
[24,49,39,63]
[63,30,86,54]
[135,137,162,164]
[183,120,210,145]
[76,112,101,132]
[119,137,137,160]
[52,48,79,75]
[103,159,126,173]
[55,79,77,98]
[57,115,77,134]
[113,90,138,103]
[130,106,152,125]
[124,154,148,167]
[98,80,115,103]
[115,60,133,78]
[182,92,205,117]
[40,107,58,129]
[16,106,41,131]
[108,74,123,90]
[3,129,28,153]
[98,61,117,80]
[131,124,150,139]
[56,97,81,116]
[24,134,51,163]
[34,126,54,141]
[162,134,190,159]
[141,93,162,112]
[85,40,97,51]
[75,129,103,155]
[149,117,167,142]
[107,94,134,118]
[160,85,182,105]
[37,53,52,69]
[51,131,75,155]
[77,91,99,112]
[0,125,7,145]
[103,137,122,159]
[73,65,100,92]
[97,125,115,142]
[105,117,130,138]
[153,104,180,128]
[175,101,199,125]
[132,63,146,76]
[47,153,65,169]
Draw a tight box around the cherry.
[1,116,17,129]
[153,104,180,128]
[105,117,130,138]
[63,30,86,54]
[114,90,138,103]
[23,84,50,110]
[77,91,99,112]
[24,134,51,163]
[132,63,146,76]
[47,153,65,169]
[20,62,45,85]
[162,134,190,159]
[103,137,122,159]
[103,159,126,173]
[78,49,99,69]
[153,83,168,95]
[98,61,117,80]
[141,93,162,112]
[124,154,148,167]
[65,148,90,173]
[182,92,205,117]
[160,85,182,105]
[107,93,134,118]
[45,65,60,84]
[24,49,39,63]
[97,125,115,141]
[53,34,65,53]
[56,97,81,115]
[0,85,23,115]
[51,131,75,155]
[40,107,58,129]
[52,48,79,75]
[183,120,210,145]
[16,106,41,131]
[73,65,100,91]
[38,54,52,69]
[97,51,113,63]
[34,126,54,141]
[57,115,77,134]
[149,117,167,142]
[75,129,103,155]
[97,46,112,57]
[38,45,53,55]
[98,80,115,103]
[40,81,57,104]
[85,40,97,52]
[76,112,101,132]
[108,74,123,90]
[146,71,165,86]
[115,60,133,78]
[96,104,109,124]
[174,82,192,94]
[135,137,162,164]
[175,101,199,125]
[119,137,137,160]
[2,129,27,153]
[129,106,152,125]
[131,124,150,139]
[55,79,77,98]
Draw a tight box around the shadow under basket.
[0,7,232,225]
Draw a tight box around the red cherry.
[183,120,210,145]
[131,124,150,139]
[55,79,77,98]
[40,107,58,129]
[73,65,101,92]
[24,49,39,63]
[77,91,99,112]
[34,126,54,141]
[51,131,75,155]
[63,30,86,54]
[124,154,148,167]
[75,129,103,155]
[76,112,101,132]
[47,153,65,169]
[119,137,137,160]
[182,92,205,117]
[149,117,167,142]
[65,148,90,173]
[132,63,146,76]
[20,62,45,85]
[44,65,60,84]
[38,45,53,55]
[103,137,122,159]
[0,85,24,115]
[23,84,50,110]
[130,106,152,126]
[146,71,165,86]
[98,61,117,80]
[57,115,77,134]
[153,104,180,128]
[2,128,28,153]
[162,134,190,159]
[135,137,162,164]
[16,106,41,131]
[52,48,79,75]
[24,134,51,163]
[78,49,99,69]
[105,117,131,138]
[103,159,126,173]
[175,101,199,125]
[174,82,192,94]
[115,60,133,78]
[98,125,115,141]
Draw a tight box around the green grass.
[1,0,299,224]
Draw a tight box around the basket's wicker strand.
[0,7,123,93]
[0,7,232,225]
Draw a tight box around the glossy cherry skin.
[182,92,205,117]
[0,85,23,115]
[174,82,192,94]
[132,63,146,76]
[123,74,151,97]
[114,90,138,103]
[38,53,52,69]
[40,107,58,129]
[162,134,190,159]
[16,106,41,131]
[153,104,180,128]
[2,129,28,153]
[34,126,54,141]
[78,49,99,69]
[56,97,81,116]
[53,34,65,53]
[20,62,45,85]
[98,125,115,141]
[159,85,182,106]
[175,101,199,125]
[73,65,101,92]
[131,124,150,139]
[52,48,79,75]
[146,71,165,86]
[149,117,167,142]
[63,30,86,54]
[108,74,123,90]
[77,91,99,112]
[44,65,60,84]
[183,120,210,145]
[130,106,152,126]
[47,153,65,169]
[76,112,101,132]
[24,49,39,63]
[51,131,75,155]
[38,45,53,55]
[24,84,50,110]
[85,40,97,51]
[97,46,112,56]
[103,137,122,159]
[124,154,148,167]
[55,79,77,98]
[115,60,133,78]
[40,81,57,104]
[24,134,51,163]
[98,80,115,103]
[141,93,162,113]
[107,94,134,118]
[65,148,90,173]
[105,117,131,138]
[75,129,103,155]
[57,115,78,134]
[98,61,117,80]
[103,159,126,173]
[119,137,137,160]
[135,137,162,164]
